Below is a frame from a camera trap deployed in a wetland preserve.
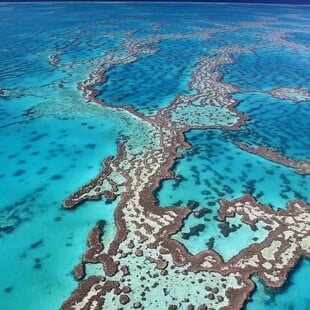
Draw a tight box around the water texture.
[0,2,309,309]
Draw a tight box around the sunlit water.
[0,2,309,309]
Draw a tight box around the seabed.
[0,2,309,310]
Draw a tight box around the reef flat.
[61,5,309,310]
[0,2,309,310]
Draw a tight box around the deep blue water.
[221,48,310,90]
[99,38,205,115]
[223,92,310,161]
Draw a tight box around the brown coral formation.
[63,143,126,209]
[219,195,310,288]
[73,263,85,281]
[235,142,310,175]
[265,29,310,52]
[60,26,309,310]
[268,86,310,103]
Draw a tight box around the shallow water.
[157,129,309,259]
[0,2,309,309]
[248,260,310,310]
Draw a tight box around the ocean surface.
[0,2,309,309]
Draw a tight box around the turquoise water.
[157,129,309,258]
[248,260,310,310]
[0,2,309,309]
[0,199,117,310]
[0,113,120,309]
